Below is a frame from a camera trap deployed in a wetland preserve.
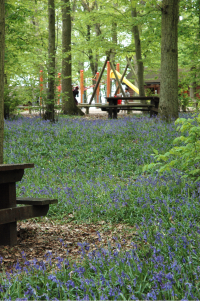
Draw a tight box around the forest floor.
[0,220,138,273]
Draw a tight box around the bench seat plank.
[16,197,58,206]
[0,163,34,171]
[0,205,49,225]
[100,104,154,108]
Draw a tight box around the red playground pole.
[39,70,43,106]
[80,70,84,103]
[107,61,111,98]
[57,72,62,105]
[116,63,120,94]
[96,72,100,103]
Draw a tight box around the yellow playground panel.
[110,70,139,95]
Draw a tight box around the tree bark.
[131,7,145,101]
[110,3,117,65]
[159,0,180,121]
[190,66,197,109]
[86,24,98,102]
[0,0,5,163]
[62,0,84,115]
[45,0,55,121]
[87,25,98,77]
[82,2,100,98]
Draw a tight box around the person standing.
[117,86,130,102]
[73,86,79,105]
[117,86,130,113]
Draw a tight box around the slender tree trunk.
[87,25,97,77]
[45,0,55,121]
[110,8,117,64]
[0,0,5,163]
[62,0,84,115]
[191,0,200,110]
[190,67,197,109]
[131,7,145,101]
[81,1,101,101]
[159,0,179,121]
[86,24,98,101]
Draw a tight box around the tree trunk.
[87,26,97,76]
[0,0,5,163]
[45,0,55,121]
[110,5,117,65]
[131,7,145,101]
[159,0,180,121]
[81,2,101,102]
[190,66,197,109]
[62,0,84,115]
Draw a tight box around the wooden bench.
[0,164,58,246]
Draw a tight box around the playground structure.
[109,70,139,95]
[77,57,160,118]
[79,58,140,105]
[38,56,139,108]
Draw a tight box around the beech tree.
[62,0,84,115]
[131,5,145,99]
[159,0,180,120]
[45,0,56,121]
[0,0,5,163]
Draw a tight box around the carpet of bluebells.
[1,114,200,300]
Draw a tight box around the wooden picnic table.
[78,96,159,118]
[0,164,57,246]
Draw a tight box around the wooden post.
[126,57,138,86]
[107,61,111,98]
[96,72,100,103]
[114,63,129,96]
[80,70,84,104]
[89,58,108,105]
[116,63,120,94]
[110,61,126,97]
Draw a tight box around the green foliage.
[143,114,200,181]
[178,79,190,109]
[4,84,21,116]
[3,0,200,111]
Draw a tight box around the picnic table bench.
[0,164,58,246]
[78,96,159,119]
[105,96,159,119]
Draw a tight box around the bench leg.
[0,223,17,246]
[0,183,18,246]
[113,107,117,119]
[108,107,112,119]
[150,110,158,118]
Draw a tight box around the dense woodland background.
[2,0,199,111]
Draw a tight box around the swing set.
[79,57,140,105]
[78,56,159,118]
[39,57,138,106]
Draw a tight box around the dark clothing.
[73,88,79,105]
